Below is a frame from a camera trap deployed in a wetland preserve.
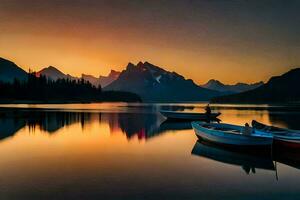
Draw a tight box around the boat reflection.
[192,139,300,176]
[158,120,192,134]
[273,145,300,170]
[191,140,275,174]
[160,105,195,111]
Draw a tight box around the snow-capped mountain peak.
[105,61,221,102]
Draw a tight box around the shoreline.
[0,100,141,104]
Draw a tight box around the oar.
[270,139,279,181]
[275,161,278,181]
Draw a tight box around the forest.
[0,73,141,103]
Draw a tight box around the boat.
[191,140,275,173]
[160,110,221,121]
[252,120,300,147]
[191,121,273,147]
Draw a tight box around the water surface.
[0,103,300,199]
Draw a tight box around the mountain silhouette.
[0,57,27,83]
[37,66,77,81]
[83,70,120,88]
[38,66,120,87]
[202,79,263,93]
[212,68,300,103]
[99,70,121,87]
[104,62,221,102]
[81,74,101,87]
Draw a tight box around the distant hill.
[211,68,300,104]
[99,70,121,87]
[104,62,222,102]
[81,74,100,87]
[37,66,77,81]
[83,70,120,88]
[0,57,27,83]
[38,67,120,87]
[201,79,263,93]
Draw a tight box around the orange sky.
[0,0,299,84]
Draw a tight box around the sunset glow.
[1,1,300,199]
[1,0,299,84]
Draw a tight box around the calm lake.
[0,103,300,199]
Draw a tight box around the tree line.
[0,73,141,102]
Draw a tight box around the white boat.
[252,120,300,146]
[160,110,221,121]
[191,121,273,147]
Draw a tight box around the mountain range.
[37,66,120,88]
[1,58,226,102]
[104,62,222,102]
[201,79,263,93]
[86,70,120,87]
[3,56,296,103]
[211,68,300,104]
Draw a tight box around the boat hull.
[273,144,300,169]
[160,111,220,121]
[192,122,273,147]
[253,120,300,147]
[273,138,300,149]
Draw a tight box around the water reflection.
[192,139,300,178]
[273,145,300,170]
[159,120,192,134]
[192,140,275,175]
[0,118,25,140]
[0,110,93,138]
[268,113,300,130]
[1,105,300,142]
[0,104,300,199]
[27,112,92,133]
[103,112,165,140]
[0,109,196,141]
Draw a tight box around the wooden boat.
[160,110,221,121]
[192,140,275,172]
[252,120,300,147]
[191,121,273,147]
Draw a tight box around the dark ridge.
[211,68,300,104]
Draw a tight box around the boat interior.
[196,122,272,137]
[202,124,241,133]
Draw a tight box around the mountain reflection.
[0,109,193,141]
[27,112,92,133]
[0,118,26,140]
[100,112,165,140]
[1,106,300,143]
